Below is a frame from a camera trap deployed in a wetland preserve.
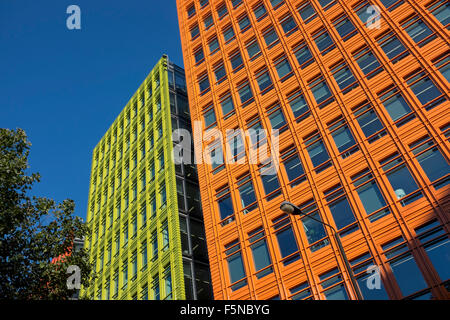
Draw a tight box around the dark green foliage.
[0,128,92,299]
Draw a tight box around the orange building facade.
[176,0,450,300]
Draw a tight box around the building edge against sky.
[176,0,450,300]
[81,56,213,300]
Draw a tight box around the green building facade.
[82,56,212,300]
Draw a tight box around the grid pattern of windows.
[82,57,212,300]
[177,0,450,300]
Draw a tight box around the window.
[353,46,384,80]
[267,103,288,134]
[190,24,200,40]
[281,146,306,187]
[292,41,314,69]
[298,1,317,23]
[151,234,158,261]
[131,213,138,237]
[259,162,281,200]
[246,39,261,60]
[255,67,273,93]
[238,14,251,32]
[224,239,249,293]
[333,13,357,41]
[404,69,446,110]
[198,72,210,94]
[350,253,389,299]
[248,227,273,278]
[247,116,266,149]
[123,221,128,247]
[426,0,450,29]
[231,0,243,8]
[223,25,235,42]
[433,52,450,82]
[160,182,166,208]
[237,173,258,213]
[163,266,172,299]
[352,101,386,143]
[379,0,404,12]
[401,15,437,47]
[131,251,137,280]
[324,184,358,236]
[378,85,414,126]
[141,284,148,300]
[203,104,217,129]
[158,151,165,172]
[409,136,450,189]
[319,0,336,10]
[237,80,254,106]
[152,276,160,300]
[328,116,359,158]
[415,220,450,283]
[308,75,334,108]
[263,27,279,47]
[187,3,196,18]
[219,92,235,118]
[217,3,228,19]
[312,28,335,55]
[290,282,313,300]
[253,3,267,20]
[376,31,409,63]
[209,140,224,174]
[380,153,423,206]
[351,168,390,222]
[204,14,213,30]
[382,237,428,297]
[227,129,245,162]
[280,15,297,34]
[216,185,235,226]
[194,46,204,64]
[330,60,359,94]
[269,0,284,8]
[287,89,310,122]
[208,37,220,54]
[319,268,349,300]
[162,221,169,250]
[141,241,148,269]
[273,55,293,80]
[272,214,301,265]
[122,260,128,288]
[304,130,331,173]
[200,0,209,8]
[299,199,330,252]
[229,50,244,71]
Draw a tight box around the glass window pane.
[424,237,450,281]
[357,181,387,214]
[416,147,450,183]
[382,93,411,121]
[228,253,246,283]
[276,227,299,258]
[324,284,348,300]
[386,164,419,197]
[251,240,271,271]
[328,197,356,230]
[389,254,428,297]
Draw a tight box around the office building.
[176,0,450,299]
[82,56,213,300]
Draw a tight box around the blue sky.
[0,0,184,220]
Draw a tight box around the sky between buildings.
[0,0,184,220]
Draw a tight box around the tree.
[0,128,93,299]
